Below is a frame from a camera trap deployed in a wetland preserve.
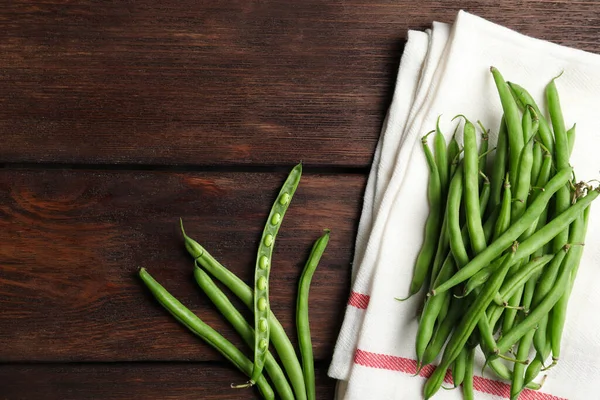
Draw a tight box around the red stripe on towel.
[353,349,565,400]
[348,291,370,309]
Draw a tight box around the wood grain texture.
[2,1,600,166]
[0,362,336,399]
[0,169,365,362]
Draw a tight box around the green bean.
[435,116,449,198]
[511,324,536,399]
[491,67,524,185]
[139,268,275,400]
[452,347,467,388]
[463,348,475,400]
[493,174,511,241]
[531,142,543,189]
[463,117,487,254]
[194,267,294,400]
[181,225,307,400]
[547,76,571,255]
[423,244,517,399]
[550,206,590,366]
[430,167,573,296]
[297,230,330,400]
[507,81,555,154]
[429,213,449,286]
[252,163,302,384]
[567,124,576,156]
[422,298,463,366]
[478,122,489,181]
[448,132,461,178]
[494,255,553,306]
[511,110,535,223]
[524,357,544,388]
[447,164,469,267]
[463,255,506,297]
[479,174,491,217]
[416,255,456,366]
[488,117,508,215]
[407,134,443,297]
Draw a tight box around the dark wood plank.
[0,169,365,362]
[2,1,600,166]
[0,362,336,399]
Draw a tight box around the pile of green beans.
[138,164,331,400]
[405,67,598,400]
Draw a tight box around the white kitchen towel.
[331,10,600,400]
[331,22,451,381]
[331,27,436,380]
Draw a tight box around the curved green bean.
[194,267,294,400]
[408,134,443,297]
[297,230,330,400]
[463,117,487,254]
[139,268,275,400]
[452,348,467,388]
[567,124,576,156]
[251,163,303,384]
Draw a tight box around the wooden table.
[1,1,599,398]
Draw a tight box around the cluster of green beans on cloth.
[138,163,330,400]
[403,67,599,400]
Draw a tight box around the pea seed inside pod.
[259,255,269,269]
[264,234,274,247]
[260,339,268,350]
[258,297,267,311]
[258,276,267,291]
[259,318,268,332]
[279,193,290,205]
[270,213,282,225]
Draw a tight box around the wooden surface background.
[2,1,600,398]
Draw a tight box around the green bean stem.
[139,268,275,400]
[182,226,308,400]
[251,163,303,384]
[194,267,294,400]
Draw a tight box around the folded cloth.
[330,10,600,400]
